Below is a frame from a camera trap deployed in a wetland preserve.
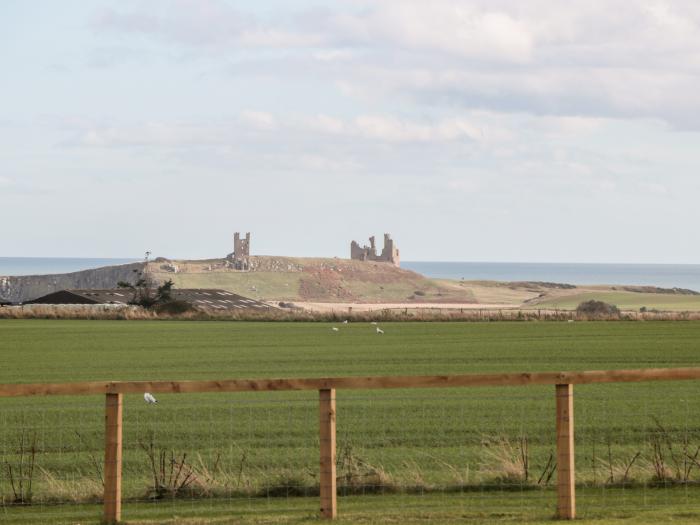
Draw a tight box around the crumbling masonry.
[228,232,251,270]
[350,233,400,266]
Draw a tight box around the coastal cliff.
[0,263,146,303]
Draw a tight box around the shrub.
[154,300,195,315]
[576,300,620,317]
[4,432,38,505]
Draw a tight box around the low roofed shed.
[24,288,270,310]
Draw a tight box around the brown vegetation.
[576,300,620,318]
[4,303,700,322]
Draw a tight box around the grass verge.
[4,488,700,524]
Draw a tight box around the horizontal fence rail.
[3,367,700,523]
[3,367,700,397]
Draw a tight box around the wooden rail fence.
[3,366,700,523]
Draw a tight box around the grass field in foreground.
[3,320,700,523]
[5,489,700,524]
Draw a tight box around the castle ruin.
[229,232,250,270]
[350,233,400,266]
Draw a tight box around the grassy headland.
[143,257,700,312]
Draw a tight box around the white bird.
[144,392,158,404]
[376,327,384,334]
[332,327,339,332]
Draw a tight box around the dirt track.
[291,301,518,312]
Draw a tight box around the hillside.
[524,286,700,312]
[4,256,700,312]
[0,262,146,303]
[146,256,477,304]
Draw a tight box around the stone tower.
[232,232,251,270]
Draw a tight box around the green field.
[3,319,700,524]
[534,291,700,311]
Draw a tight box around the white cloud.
[239,110,278,131]
[90,1,700,127]
[93,1,322,49]
[447,178,481,193]
[329,2,534,63]
[71,121,229,148]
[640,182,669,195]
[305,114,346,135]
[0,176,51,196]
[312,49,356,62]
[299,154,360,172]
[237,29,323,48]
[304,113,510,144]
[353,115,482,143]
[65,112,508,149]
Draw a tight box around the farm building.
[24,289,271,310]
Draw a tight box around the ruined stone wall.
[350,233,400,266]
[380,233,400,266]
[350,241,369,261]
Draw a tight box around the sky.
[2,0,700,263]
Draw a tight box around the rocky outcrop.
[0,263,146,303]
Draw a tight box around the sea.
[402,261,700,292]
[0,257,138,276]
[2,258,700,292]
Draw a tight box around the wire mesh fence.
[575,382,700,517]
[2,380,700,523]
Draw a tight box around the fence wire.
[2,383,700,523]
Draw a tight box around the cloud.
[640,182,669,195]
[88,1,700,128]
[63,112,507,149]
[67,121,230,148]
[299,154,360,172]
[303,113,510,144]
[92,1,322,49]
[352,115,483,142]
[239,110,278,131]
[327,2,534,64]
[0,176,51,196]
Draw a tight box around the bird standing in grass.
[144,392,158,404]
[376,327,384,334]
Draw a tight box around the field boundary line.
[2,366,700,397]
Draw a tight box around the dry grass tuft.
[337,444,396,494]
[38,468,102,504]
[479,436,530,485]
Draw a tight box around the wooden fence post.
[556,384,575,519]
[319,388,337,519]
[104,393,123,524]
